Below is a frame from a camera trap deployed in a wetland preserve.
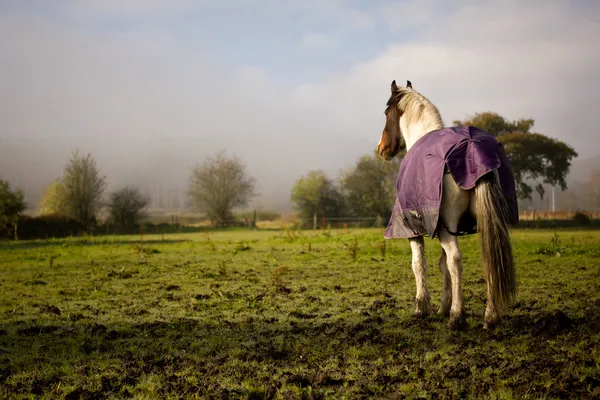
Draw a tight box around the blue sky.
[1,0,599,209]
[52,1,397,86]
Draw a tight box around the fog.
[1,1,599,213]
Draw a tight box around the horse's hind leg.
[409,236,431,317]
[438,249,452,317]
[438,229,466,330]
[439,174,470,330]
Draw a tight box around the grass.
[0,228,599,399]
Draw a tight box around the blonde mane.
[394,87,444,135]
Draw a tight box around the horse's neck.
[402,119,444,151]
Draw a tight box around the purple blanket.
[384,126,519,239]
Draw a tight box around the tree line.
[290,112,581,222]
[0,111,587,236]
[0,149,258,237]
[1,150,151,237]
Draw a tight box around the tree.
[455,112,578,199]
[291,170,345,220]
[38,179,69,216]
[108,186,149,228]
[188,151,257,226]
[341,152,401,221]
[62,150,106,224]
[0,179,26,233]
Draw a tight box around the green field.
[1,228,599,399]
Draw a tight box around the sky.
[1,0,599,211]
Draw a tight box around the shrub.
[12,214,87,240]
[573,211,591,225]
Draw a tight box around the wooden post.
[251,210,257,228]
[313,213,317,231]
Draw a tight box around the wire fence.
[6,209,599,241]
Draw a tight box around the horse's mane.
[388,86,444,130]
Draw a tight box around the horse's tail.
[474,171,517,313]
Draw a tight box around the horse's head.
[377,80,411,160]
[377,80,443,160]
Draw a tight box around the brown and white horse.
[377,80,517,330]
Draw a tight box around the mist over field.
[1,1,599,213]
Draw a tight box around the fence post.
[313,213,317,231]
[251,210,257,228]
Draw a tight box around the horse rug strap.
[384,126,519,239]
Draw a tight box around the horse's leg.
[438,230,465,329]
[409,236,431,317]
[437,249,452,317]
[439,174,470,330]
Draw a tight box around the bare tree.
[108,186,149,228]
[62,150,106,224]
[188,151,256,226]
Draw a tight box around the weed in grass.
[218,259,228,277]
[272,265,291,293]
[205,234,216,251]
[344,237,359,261]
[132,244,160,255]
[233,241,251,254]
[379,241,386,260]
[269,246,277,260]
[307,241,312,252]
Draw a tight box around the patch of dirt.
[69,313,85,322]
[318,376,346,386]
[165,285,180,291]
[65,388,101,400]
[17,325,60,336]
[88,323,107,336]
[23,280,48,286]
[107,270,134,279]
[286,373,312,388]
[369,298,397,310]
[81,305,100,315]
[289,311,318,319]
[37,304,61,315]
[533,309,574,336]
[276,285,292,294]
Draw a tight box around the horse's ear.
[406,80,412,89]
[391,80,399,93]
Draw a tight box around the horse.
[377,80,518,330]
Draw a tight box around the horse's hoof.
[483,316,501,330]
[437,306,451,318]
[484,309,501,330]
[448,311,466,330]
[414,297,432,318]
